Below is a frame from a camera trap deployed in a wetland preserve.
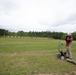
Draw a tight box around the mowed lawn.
[0,37,76,75]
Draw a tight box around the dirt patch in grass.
[34,74,53,75]
[0,50,57,55]
[34,71,76,75]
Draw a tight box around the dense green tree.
[72,32,76,40]
[0,29,9,36]
[17,31,25,36]
[0,28,76,40]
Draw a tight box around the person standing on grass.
[65,33,73,60]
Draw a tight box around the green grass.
[0,37,58,52]
[0,37,76,75]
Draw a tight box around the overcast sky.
[0,0,76,33]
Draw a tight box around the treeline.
[0,29,9,36]
[0,29,76,40]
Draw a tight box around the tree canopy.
[0,28,76,40]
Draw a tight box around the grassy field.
[0,37,76,75]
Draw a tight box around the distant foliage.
[72,32,76,40]
[0,28,76,40]
[0,29,9,36]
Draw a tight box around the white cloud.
[0,0,76,33]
